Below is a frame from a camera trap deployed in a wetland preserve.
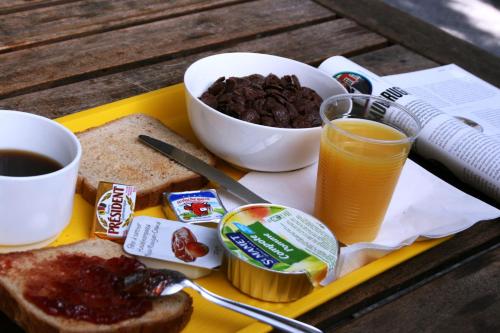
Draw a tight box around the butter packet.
[124,216,223,269]
[92,181,136,243]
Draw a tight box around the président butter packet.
[124,216,223,269]
[92,182,136,243]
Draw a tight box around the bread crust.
[79,171,209,211]
[0,239,193,333]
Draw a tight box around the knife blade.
[139,135,269,204]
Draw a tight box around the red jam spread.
[23,254,152,324]
[0,252,33,276]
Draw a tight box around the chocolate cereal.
[200,74,323,128]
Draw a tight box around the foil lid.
[220,204,339,287]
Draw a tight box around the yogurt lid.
[219,204,339,286]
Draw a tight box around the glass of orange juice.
[314,94,421,244]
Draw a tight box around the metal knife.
[139,135,269,204]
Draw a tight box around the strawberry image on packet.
[171,227,209,262]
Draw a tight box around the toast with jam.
[76,114,216,210]
[0,239,193,333]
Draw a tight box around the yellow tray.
[52,84,448,333]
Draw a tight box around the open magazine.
[318,57,500,203]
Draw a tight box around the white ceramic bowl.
[184,52,347,172]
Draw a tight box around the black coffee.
[0,149,63,177]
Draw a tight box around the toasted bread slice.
[76,114,216,209]
[0,239,193,333]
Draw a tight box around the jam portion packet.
[124,216,223,269]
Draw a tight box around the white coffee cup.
[0,110,81,248]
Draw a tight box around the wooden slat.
[0,0,243,53]
[350,45,438,76]
[0,19,388,118]
[0,0,55,8]
[0,0,75,13]
[332,243,500,333]
[0,0,334,99]
[298,220,500,331]
[316,0,500,87]
[0,0,58,10]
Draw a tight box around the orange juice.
[314,118,411,244]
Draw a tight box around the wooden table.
[1,1,499,332]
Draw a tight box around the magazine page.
[318,57,500,202]
[385,64,500,140]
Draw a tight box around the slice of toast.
[0,239,193,333]
[76,114,216,210]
